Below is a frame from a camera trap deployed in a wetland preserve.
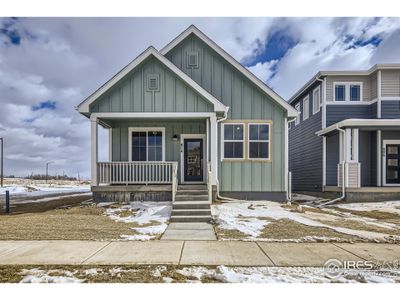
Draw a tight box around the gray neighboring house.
[288,64,400,200]
[76,25,297,218]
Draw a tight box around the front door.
[385,144,400,185]
[183,138,204,182]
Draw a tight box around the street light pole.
[0,137,3,187]
[46,161,53,184]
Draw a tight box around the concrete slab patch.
[258,242,361,267]
[0,241,109,265]
[161,229,216,240]
[0,241,35,257]
[84,241,183,265]
[167,223,214,230]
[180,241,273,266]
[334,243,400,263]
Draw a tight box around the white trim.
[378,70,382,118]
[322,78,327,128]
[312,86,321,114]
[382,139,400,187]
[316,119,400,136]
[77,47,226,113]
[302,95,309,121]
[284,117,288,192]
[326,98,378,105]
[160,25,298,118]
[91,112,215,119]
[294,102,301,126]
[381,97,400,101]
[322,136,326,189]
[221,123,245,160]
[91,117,98,187]
[333,81,363,102]
[180,134,206,184]
[247,123,271,161]
[108,128,112,162]
[128,127,166,162]
[377,130,382,186]
[352,128,359,162]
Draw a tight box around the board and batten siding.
[326,75,373,102]
[111,119,206,184]
[165,33,287,193]
[289,84,323,191]
[89,56,213,113]
[381,70,400,97]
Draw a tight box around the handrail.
[172,162,178,202]
[207,161,212,203]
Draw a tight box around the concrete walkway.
[0,241,399,267]
[161,223,217,241]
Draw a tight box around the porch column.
[210,114,217,185]
[91,115,98,187]
[377,130,382,186]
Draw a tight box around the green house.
[77,25,297,213]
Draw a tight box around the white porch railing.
[97,161,178,185]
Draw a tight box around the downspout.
[321,125,346,206]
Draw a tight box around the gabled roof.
[77,46,227,113]
[289,63,400,104]
[161,25,298,118]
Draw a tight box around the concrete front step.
[170,215,212,222]
[178,185,207,191]
[176,190,209,196]
[172,201,210,210]
[175,195,209,201]
[171,209,211,216]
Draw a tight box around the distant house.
[288,64,400,200]
[76,25,297,221]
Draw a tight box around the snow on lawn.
[177,266,400,283]
[336,201,400,215]
[104,201,171,240]
[212,201,400,242]
[20,268,83,283]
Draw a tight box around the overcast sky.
[1,17,400,178]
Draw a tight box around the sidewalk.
[0,240,399,267]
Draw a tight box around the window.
[295,102,301,125]
[334,82,362,102]
[187,51,199,68]
[129,128,164,161]
[335,84,346,101]
[147,74,159,92]
[248,124,270,160]
[350,84,361,101]
[303,96,309,120]
[222,124,244,159]
[313,87,321,114]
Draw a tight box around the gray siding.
[326,75,372,102]
[326,104,376,127]
[359,131,374,186]
[381,70,400,97]
[89,56,213,113]
[381,100,400,118]
[289,84,323,191]
[166,33,287,193]
[326,133,339,186]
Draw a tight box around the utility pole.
[46,161,53,184]
[0,137,3,187]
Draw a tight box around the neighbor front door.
[183,138,204,182]
[385,144,400,185]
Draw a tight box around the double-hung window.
[303,96,309,120]
[334,82,362,102]
[130,128,165,161]
[313,87,321,114]
[350,84,361,101]
[222,124,244,159]
[248,123,270,160]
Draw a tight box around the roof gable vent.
[147,74,160,92]
[187,51,199,69]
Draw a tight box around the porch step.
[171,209,211,216]
[178,185,207,191]
[172,201,210,210]
[175,194,209,201]
[170,215,212,223]
[176,190,208,196]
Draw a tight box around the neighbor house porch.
[317,119,400,199]
[90,112,218,202]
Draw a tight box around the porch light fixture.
[172,134,179,141]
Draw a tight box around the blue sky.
[0,17,400,178]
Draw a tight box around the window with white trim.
[248,123,270,160]
[295,102,301,125]
[222,124,244,159]
[130,128,164,161]
[334,82,362,102]
[303,96,309,120]
[313,87,320,114]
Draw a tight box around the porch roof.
[316,119,400,136]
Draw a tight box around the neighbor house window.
[295,102,301,125]
[313,87,321,114]
[334,82,362,102]
[222,123,244,159]
[248,123,270,160]
[129,128,165,161]
[303,96,309,121]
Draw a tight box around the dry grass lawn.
[0,204,136,240]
